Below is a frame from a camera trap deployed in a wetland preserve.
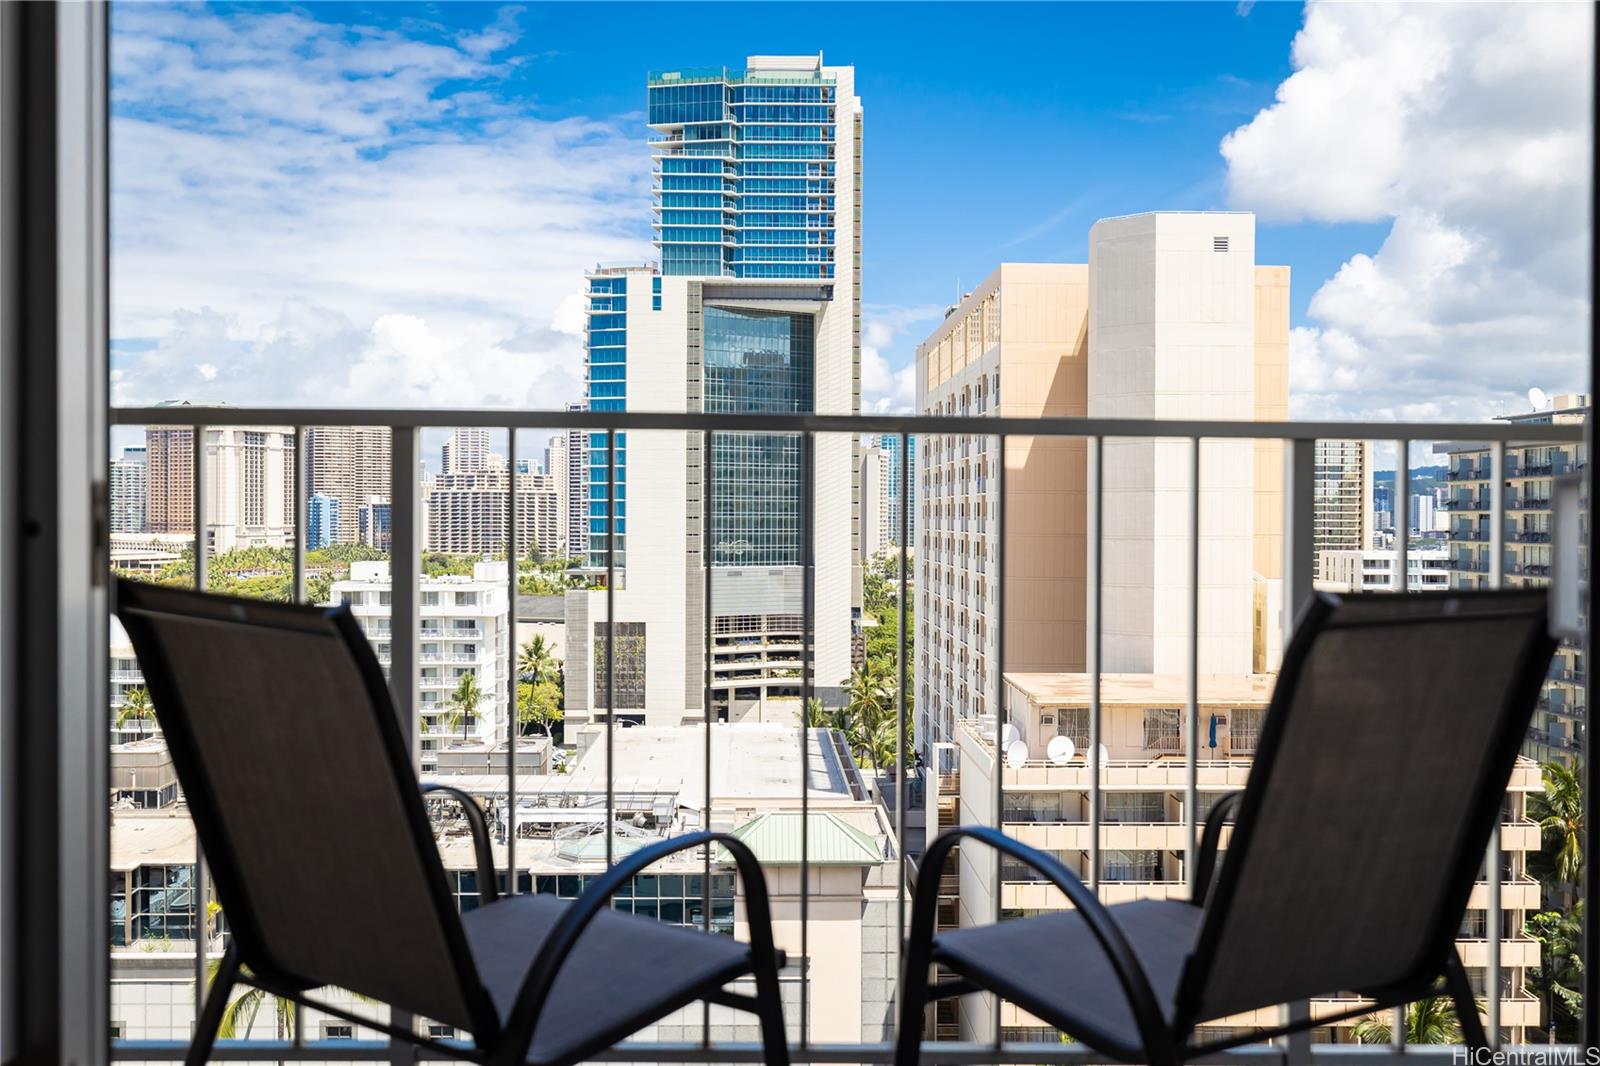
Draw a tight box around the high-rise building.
[915,213,1289,750]
[1313,440,1373,583]
[109,446,148,534]
[563,55,862,728]
[307,492,340,551]
[145,427,193,534]
[441,427,491,476]
[563,402,588,565]
[358,496,392,552]
[1316,547,1450,592]
[1438,392,1590,764]
[880,432,915,547]
[544,433,569,554]
[425,469,559,557]
[859,442,889,561]
[306,425,390,545]
[1409,493,1435,533]
[147,416,295,550]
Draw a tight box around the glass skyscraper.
[649,64,838,280]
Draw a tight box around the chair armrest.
[420,783,499,906]
[1191,791,1242,907]
[491,830,781,1066]
[904,825,1168,1058]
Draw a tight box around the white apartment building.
[109,446,148,533]
[425,468,560,557]
[915,213,1288,753]
[563,402,588,562]
[328,560,511,767]
[564,55,862,728]
[441,426,491,475]
[1316,547,1451,592]
[544,432,569,555]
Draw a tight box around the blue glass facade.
[586,274,628,569]
[880,433,915,548]
[704,307,814,566]
[307,492,339,550]
[649,68,837,279]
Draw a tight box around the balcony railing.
[104,405,1588,1063]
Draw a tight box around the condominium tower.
[1312,439,1373,580]
[425,468,561,557]
[915,213,1289,751]
[109,446,148,534]
[564,55,862,727]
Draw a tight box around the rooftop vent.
[1213,236,1229,253]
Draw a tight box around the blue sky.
[109,1,1591,431]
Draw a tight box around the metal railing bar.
[1185,438,1200,894]
[292,426,306,605]
[191,423,208,1028]
[107,406,1585,446]
[993,430,1007,1050]
[1391,437,1408,1054]
[387,423,421,1060]
[895,430,909,984]
[506,428,517,894]
[703,428,715,1050]
[1089,436,1103,892]
[605,431,616,869]
[112,1038,1595,1064]
[1487,440,1505,1047]
[800,429,814,1048]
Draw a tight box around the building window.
[1103,849,1163,882]
[595,621,647,709]
[1213,236,1229,252]
[1103,792,1165,824]
[321,1023,354,1041]
[427,1024,456,1040]
[1230,708,1264,754]
[1056,707,1089,747]
[1142,708,1181,752]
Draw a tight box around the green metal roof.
[719,812,882,866]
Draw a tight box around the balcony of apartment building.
[4,12,1599,1066]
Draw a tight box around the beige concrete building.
[914,213,1288,754]
[144,426,194,535]
[306,424,391,544]
[926,673,1543,1045]
[1314,440,1375,583]
[425,468,561,558]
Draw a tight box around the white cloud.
[110,3,651,411]
[860,304,944,413]
[1221,1,1592,421]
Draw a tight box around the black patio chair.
[894,589,1557,1065]
[114,578,789,1066]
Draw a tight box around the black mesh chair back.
[1179,589,1555,1027]
[114,579,496,1036]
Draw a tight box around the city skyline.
[107,2,1592,441]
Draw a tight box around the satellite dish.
[1004,740,1029,769]
[1529,387,1551,412]
[1001,722,1021,747]
[1084,742,1110,768]
[1047,736,1076,765]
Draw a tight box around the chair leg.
[891,969,931,1066]
[1444,949,1490,1050]
[187,944,239,1066]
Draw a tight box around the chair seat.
[464,892,755,1066]
[932,898,1201,1058]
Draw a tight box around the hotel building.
[914,213,1289,753]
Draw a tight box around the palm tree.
[517,635,557,685]
[444,672,483,741]
[205,957,376,1040]
[114,686,155,731]
[1531,760,1584,894]
[1528,902,1584,1041]
[1350,995,1477,1045]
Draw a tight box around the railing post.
[993,430,1006,1050]
[1185,438,1200,894]
[388,424,419,1058]
[799,428,814,1050]
[506,427,518,894]
[1088,436,1103,892]
[1392,438,1409,1054]
[191,424,209,1035]
[1283,438,1315,640]
[1488,439,1504,1047]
